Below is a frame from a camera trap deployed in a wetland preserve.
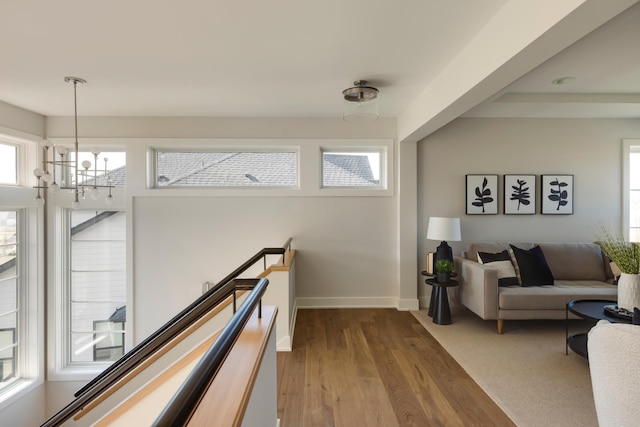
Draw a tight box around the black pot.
[437,272,450,283]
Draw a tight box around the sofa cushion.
[509,245,554,286]
[477,250,519,287]
[466,242,535,262]
[499,281,617,310]
[537,243,608,281]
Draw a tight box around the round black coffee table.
[566,299,631,358]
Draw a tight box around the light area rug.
[411,306,597,427]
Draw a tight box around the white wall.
[418,118,640,264]
[42,116,406,343]
[0,101,44,139]
[133,194,397,339]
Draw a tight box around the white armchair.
[587,320,640,427]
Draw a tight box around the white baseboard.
[276,335,292,352]
[295,296,397,309]
[397,298,420,311]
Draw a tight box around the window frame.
[0,142,18,186]
[49,207,127,380]
[146,138,394,197]
[623,139,640,241]
[153,148,299,189]
[320,146,387,190]
[0,207,42,409]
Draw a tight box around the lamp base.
[434,241,453,264]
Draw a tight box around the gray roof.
[158,152,297,186]
[156,151,378,187]
[86,152,379,188]
[323,154,378,186]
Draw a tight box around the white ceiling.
[1,0,639,131]
[465,1,640,118]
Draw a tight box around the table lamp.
[427,217,461,264]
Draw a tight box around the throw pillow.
[477,250,519,287]
[508,245,555,287]
[634,307,640,325]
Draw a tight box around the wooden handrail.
[152,277,269,426]
[41,239,291,427]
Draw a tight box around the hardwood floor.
[277,308,515,427]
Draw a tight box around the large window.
[0,212,17,386]
[68,210,126,364]
[155,151,297,187]
[0,143,17,185]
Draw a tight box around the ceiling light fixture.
[33,77,114,208]
[342,80,379,121]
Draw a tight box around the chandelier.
[33,77,114,208]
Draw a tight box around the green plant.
[596,224,640,274]
[435,259,454,274]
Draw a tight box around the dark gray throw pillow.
[477,250,519,287]
[508,244,554,286]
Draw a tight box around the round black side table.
[422,272,458,325]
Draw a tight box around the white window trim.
[143,138,394,197]
[623,139,640,241]
[153,147,300,189]
[320,145,388,190]
[0,131,44,408]
[48,206,126,380]
[0,207,44,409]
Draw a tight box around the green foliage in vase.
[435,259,454,274]
[596,224,640,274]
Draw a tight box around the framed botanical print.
[541,174,573,214]
[466,174,498,215]
[504,174,536,215]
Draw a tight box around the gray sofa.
[455,242,617,333]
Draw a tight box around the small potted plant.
[435,259,454,283]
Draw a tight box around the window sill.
[0,378,43,411]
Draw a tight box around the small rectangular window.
[322,150,383,188]
[64,151,126,188]
[0,143,17,185]
[155,151,297,188]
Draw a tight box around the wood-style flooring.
[277,308,515,427]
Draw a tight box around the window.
[629,145,640,241]
[0,143,17,185]
[155,151,297,187]
[65,151,126,188]
[0,212,17,386]
[68,210,126,364]
[322,150,384,188]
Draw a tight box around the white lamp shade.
[427,217,461,241]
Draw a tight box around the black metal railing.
[41,238,291,427]
[152,277,269,426]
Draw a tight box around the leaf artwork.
[472,177,494,213]
[509,179,530,211]
[547,178,569,211]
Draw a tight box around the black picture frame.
[541,174,573,215]
[466,174,498,215]
[504,174,536,215]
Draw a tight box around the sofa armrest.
[455,256,499,320]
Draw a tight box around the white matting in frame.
[541,174,573,215]
[504,174,536,215]
[466,174,498,215]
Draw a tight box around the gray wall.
[418,117,640,263]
